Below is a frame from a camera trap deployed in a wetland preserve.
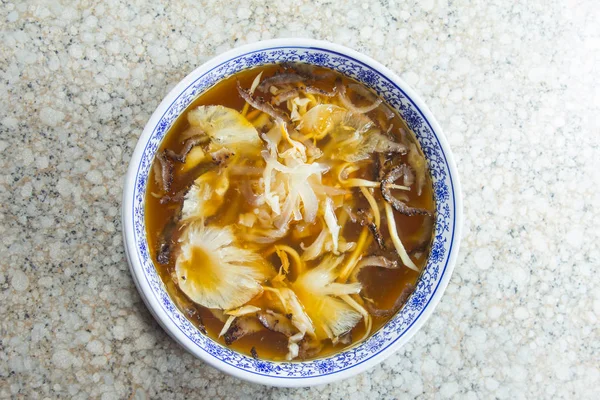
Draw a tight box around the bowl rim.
[122,38,462,387]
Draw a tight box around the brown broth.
[145,64,435,361]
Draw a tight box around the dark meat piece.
[271,85,338,105]
[164,134,209,163]
[347,207,386,249]
[256,73,307,92]
[223,316,264,345]
[157,243,171,264]
[159,153,226,205]
[366,220,386,249]
[381,165,432,216]
[155,194,184,265]
[155,151,174,192]
[281,62,336,80]
[290,128,322,160]
[256,311,296,337]
[374,145,406,182]
[270,88,304,105]
[375,153,388,181]
[209,148,234,166]
[250,346,259,359]
[240,180,263,206]
[304,85,338,97]
[159,186,190,204]
[352,255,400,283]
[357,255,399,271]
[365,284,415,317]
[347,82,394,120]
[237,81,291,125]
[348,83,378,102]
[156,218,178,265]
[338,331,352,345]
[399,164,415,186]
[297,337,323,360]
[381,104,395,120]
[184,307,206,334]
[338,82,383,114]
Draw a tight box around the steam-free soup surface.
[146,63,435,361]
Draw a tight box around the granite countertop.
[1,0,599,398]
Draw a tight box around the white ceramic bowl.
[122,38,462,387]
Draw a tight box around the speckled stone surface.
[1,0,599,398]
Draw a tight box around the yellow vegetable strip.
[275,247,290,274]
[304,93,318,106]
[337,162,360,179]
[266,244,305,276]
[279,123,306,157]
[338,227,370,282]
[384,202,419,272]
[337,206,349,231]
[218,305,261,337]
[340,294,372,342]
[359,186,381,228]
[337,163,407,190]
[342,178,409,190]
[262,286,289,311]
[246,108,261,121]
[218,316,236,337]
[241,72,263,116]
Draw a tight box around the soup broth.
[145,63,435,361]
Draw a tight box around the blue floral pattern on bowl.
[129,46,457,379]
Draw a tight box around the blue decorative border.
[130,46,456,378]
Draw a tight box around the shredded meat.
[375,153,387,181]
[256,310,296,337]
[271,85,338,105]
[240,180,263,206]
[156,219,178,265]
[381,105,395,120]
[210,148,234,166]
[297,337,323,360]
[184,307,206,334]
[347,208,386,249]
[290,128,322,160]
[338,82,383,114]
[270,88,299,105]
[357,255,398,271]
[164,134,209,163]
[237,81,291,124]
[407,142,427,196]
[282,62,336,80]
[159,148,228,204]
[156,242,170,264]
[365,284,415,317]
[159,186,190,204]
[366,220,385,249]
[304,85,338,97]
[352,255,400,283]
[256,72,307,92]
[339,331,352,345]
[155,151,174,192]
[398,164,415,186]
[381,165,432,216]
[223,316,264,345]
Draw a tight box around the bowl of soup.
[122,38,462,387]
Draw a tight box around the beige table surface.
[1,0,599,398]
